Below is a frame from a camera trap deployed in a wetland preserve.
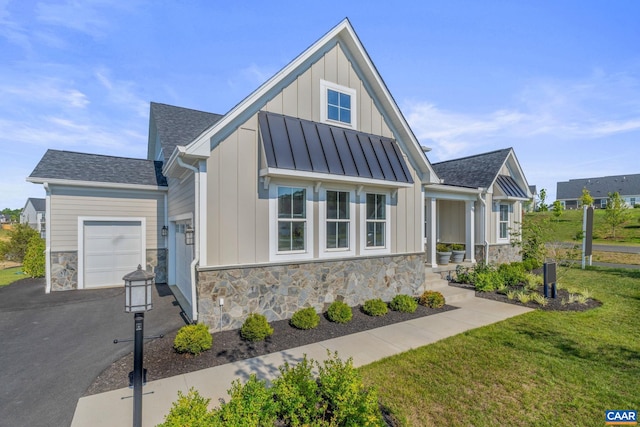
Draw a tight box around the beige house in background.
[27,19,531,331]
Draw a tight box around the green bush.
[0,223,38,262]
[216,375,277,425]
[22,235,45,278]
[327,301,352,324]
[173,323,213,356]
[241,313,274,341]
[290,307,320,330]
[419,290,445,308]
[362,298,388,316]
[451,243,464,251]
[455,265,474,284]
[158,388,217,427]
[521,257,541,272]
[474,271,503,292]
[436,243,450,252]
[272,357,321,425]
[524,273,543,290]
[389,294,418,313]
[497,263,526,286]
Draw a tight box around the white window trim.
[497,203,510,242]
[360,191,391,255]
[319,187,356,258]
[269,183,314,262]
[320,79,357,130]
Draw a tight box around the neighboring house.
[27,19,531,331]
[557,174,640,209]
[0,214,10,224]
[20,197,46,234]
[526,185,537,212]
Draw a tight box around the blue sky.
[1,0,639,209]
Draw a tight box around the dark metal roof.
[29,150,167,187]
[431,148,511,189]
[26,198,46,212]
[496,175,527,198]
[556,174,640,200]
[528,185,537,195]
[150,102,223,162]
[259,111,413,184]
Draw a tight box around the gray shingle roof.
[556,174,640,200]
[259,111,413,183]
[150,102,223,162]
[27,198,46,212]
[431,148,512,189]
[29,150,167,187]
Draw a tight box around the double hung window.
[366,193,386,248]
[278,187,306,252]
[326,190,350,250]
[499,204,509,240]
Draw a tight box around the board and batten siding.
[436,200,466,244]
[203,43,423,267]
[49,186,165,251]
[168,174,195,219]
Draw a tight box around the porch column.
[465,200,476,263]
[430,197,437,266]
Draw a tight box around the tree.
[603,192,631,239]
[579,188,594,207]
[538,189,548,212]
[0,223,38,262]
[23,235,45,277]
[1,208,21,222]
[552,200,564,221]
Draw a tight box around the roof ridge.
[47,149,155,163]
[432,147,512,165]
[564,173,640,182]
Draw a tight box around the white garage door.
[175,222,193,306]
[84,220,143,288]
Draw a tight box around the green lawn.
[360,267,640,426]
[526,209,640,245]
[0,267,25,286]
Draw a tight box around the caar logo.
[605,410,637,425]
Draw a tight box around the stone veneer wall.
[49,248,166,291]
[474,244,522,265]
[197,253,426,331]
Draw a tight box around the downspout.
[478,191,490,265]
[176,156,199,322]
[44,183,51,293]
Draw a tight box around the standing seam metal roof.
[259,111,413,183]
[496,175,527,198]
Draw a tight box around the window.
[320,80,357,128]
[499,204,509,240]
[366,193,386,248]
[278,187,306,252]
[600,199,607,208]
[326,190,350,249]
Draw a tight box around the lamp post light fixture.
[185,225,195,245]
[161,225,168,237]
[40,221,46,239]
[123,265,154,427]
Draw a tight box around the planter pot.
[451,250,465,263]
[437,251,452,265]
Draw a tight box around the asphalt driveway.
[0,278,186,427]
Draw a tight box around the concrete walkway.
[71,290,532,427]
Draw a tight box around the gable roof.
[431,148,512,189]
[150,102,223,162]
[180,18,438,184]
[26,198,46,212]
[556,173,640,200]
[496,175,528,198]
[260,112,413,184]
[27,149,167,188]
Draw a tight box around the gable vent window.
[321,80,357,129]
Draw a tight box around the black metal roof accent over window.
[496,175,527,198]
[259,111,413,184]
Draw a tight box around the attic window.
[320,80,356,129]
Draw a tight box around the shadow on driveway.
[0,278,186,427]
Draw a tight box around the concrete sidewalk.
[71,290,532,427]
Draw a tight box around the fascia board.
[26,177,168,192]
[260,167,413,189]
[424,183,482,195]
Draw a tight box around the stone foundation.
[50,251,78,291]
[474,244,522,265]
[197,253,426,331]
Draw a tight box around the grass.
[525,209,640,245]
[0,267,25,286]
[360,267,640,426]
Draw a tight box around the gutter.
[176,155,199,322]
[478,191,490,265]
[44,183,51,293]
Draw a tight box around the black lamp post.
[123,265,154,427]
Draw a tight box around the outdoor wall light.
[161,225,168,237]
[185,225,195,246]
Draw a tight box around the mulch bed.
[86,303,457,396]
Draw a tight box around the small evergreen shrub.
[241,313,274,341]
[474,271,502,292]
[22,235,45,278]
[327,301,353,323]
[216,375,277,425]
[272,357,321,425]
[524,273,543,290]
[173,323,213,356]
[436,243,450,252]
[522,257,542,271]
[362,298,388,316]
[497,263,526,286]
[389,294,418,313]
[290,307,320,330]
[419,290,445,308]
[158,388,216,427]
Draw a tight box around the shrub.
[522,257,542,271]
[272,357,321,425]
[158,388,217,427]
[241,313,274,341]
[497,263,526,286]
[436,243,450,252]
[455,265,473,284]
[215,375,277,425]
[474,271,502,292]
[327,301,352,324]
[290,307,320,330]
[0,223,38,262]
[173,323,213,356]
[419,290,445,308]
[362,298,388,316]
[22,235,45,278]
[524,273,543,290]
[389,294,418,313]
[451,243,464,251]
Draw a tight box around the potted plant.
[436,243,451,265]
[451,243,465,263]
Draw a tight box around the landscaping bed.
[86,303,457,396]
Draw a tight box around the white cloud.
[94,68,148,117]
[0,79,89,108]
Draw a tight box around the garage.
[83,220,144,288]
[174,221,194,306]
